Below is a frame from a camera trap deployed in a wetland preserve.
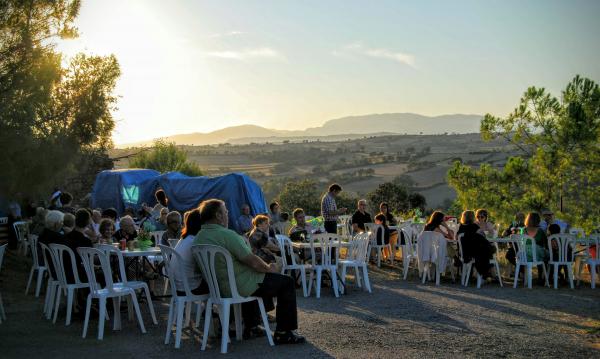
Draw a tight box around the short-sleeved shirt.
[321,192,338,221]
[194,223,265,297]
[237,214,253,234]
[352,211,372,231]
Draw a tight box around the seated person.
[101,208,120,231]
[114,215,138,242]
[62,213,76,234]
[540,209,568,233]
[457,210,495,278]
[194,199,304,344]
[237,204,254,235]
[248,215,281,268]
[288,208,315,242]
[173,209,208,295]
[277,212,292,235]
[351,199,372,233]
[161,211,182,246]
[424,211,456,259]
[548,223,572,282]
[502,212,525,238]
[374,213,391,260]
[98,218,116,244]
[65,209,94,283]
[38,210,67,270]
[523,212,550,284]
[475,209,495,237]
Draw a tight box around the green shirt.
[194,223,265,297]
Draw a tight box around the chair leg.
[362,264,372,293]
[316,269,322,298]
[201,299,212,351]
[195,301,203,328]
[576,259,585,285]
[476,273,482,289]
[331,269,340,297]
[35,269,45,297]
[354,265,362,288]
[307,271,314,296]
[495,261,503,287]
[567,265,574,289]
[542,264,549,287]
[403,257,410,280]
[175,300,184,348]
[300,269,308,297]
[143,285,158,325]
[43,281,52,316]
[164,297,175,345]
[82,295,92,338]
[220,304,231,354]
[66,288,74,326]
[130,293,146,334]
[513,263,521,288]
[377,248,381,268]
[526,264,532,289]
[256,298,274,346]
[591,264,597,289]
[184,302,192,328]
[53,288,63,324]
[98,297,106,340]
[25,267,35,295]
[553,265,559,289]
[112,297,122,331]
[233,303,243,341]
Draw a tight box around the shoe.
[243,326,268,340]
[274,330,305,345]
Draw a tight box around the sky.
[56,0,600,145]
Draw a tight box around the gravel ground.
[1,249,599,358]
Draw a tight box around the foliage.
[367,182,409,213]
[0,1,119,198]
[277,179,321,215]
[129,140,204,176]
[450,75,600,231]
[408,192,427,211]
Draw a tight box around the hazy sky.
[56,0,600,145]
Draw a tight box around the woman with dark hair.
[374,213,391,262]
[173,209,208,295]
[379,202,400,249]
[523,212,549,284]
[424,211,454,240]
[475,209,495,236]
[457,210,495,278]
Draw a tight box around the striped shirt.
[321,192,338,221]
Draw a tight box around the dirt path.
[1,250,598,358]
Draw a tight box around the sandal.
[274,330,305,345]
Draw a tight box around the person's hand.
[268,263,278,273]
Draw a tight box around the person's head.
[102,208,118,221]
[75,208,91,229]
[199,199,228,227]
[252,214,270,232]
[99,218,115,239]
[181,209,202,238]
[542,209,554,223]
[159,207,169,222]
[475,209,489,223]
[293,208,305,226]
[357,199,367,212]
[45,210,64,232]
[379,202,390,214]
[119,215,136,235]
[425,211,445,231]
[155,189,168,207]
[60,192,73,206]
[328,183,342,196]
[269,202,280,214]
[166,211,182,232]
[460,210,476,225]
[63,213,75,231]
[280,212,289,222]
[515,212,525,224]
[241,204,250,215]
[92,209,102,224]
[124,207,136,218]
[548,223,561,235]
[374,213,387,226]
[524,212,541,228]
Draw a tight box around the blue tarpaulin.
[91,169,267,232]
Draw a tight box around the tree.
[0,1,120,198]
[367,182,409,214]
[129,140,203,176]
[277,179,321,216]
[450,75,600,231]
[408,193,426,211]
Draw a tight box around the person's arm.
[239,253,278,273]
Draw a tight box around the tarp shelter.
[91,170,268,232]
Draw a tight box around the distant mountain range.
[119,113,482,147]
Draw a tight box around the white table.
[120,247,161,257]
[291,241,352,249]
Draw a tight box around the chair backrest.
[77,247,114,292]
[39,243,58,281]
[150,231,165,245]
[347,232,370,263]
[167,238,180,248]
[275,235,297,267]
[13,221,28,243]
[49,244,86,286]
[400,227,415,257]
[0,244,6,273]
[456,233,467,262]
[191,244,242,302]
[510,234,539,262]
[158,244,193,297]
[97,244,129,284]
[365,223,384,245]
[338,215,352,237]
[309,233,340,267]
[416,231,445,263]
[29,235,41,269]
[273,222,287,235]
[569,227,585,237]
[547,234,574,263]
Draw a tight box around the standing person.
[351,199,372,233]
[143,189,169,220]
[237,204,253,235]
[194,199,304,344]
[320,184,347,234]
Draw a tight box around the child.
[374,213,391,259]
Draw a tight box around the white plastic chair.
[97,244,158,325]
[49,244,90,326]
[25,234,47,297]
[338,215,353,239]
[167,238,180,248]
[576,234,598,283]
[547,234,575,289]
[308,233,342,298]
[576,237,599,288]
[192,244,274,354]
[39,243,60,319]
[511,234,549,289]
[400,227,419,280]
[0,244,7,323]
[158,244,209,349]
[416,231,444,283]
[457,234,503,288]
[77,247,146,340]
[338,233,371,293]
[365,223,392,267]
[276,235,311,297]
[13,221,29,256]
